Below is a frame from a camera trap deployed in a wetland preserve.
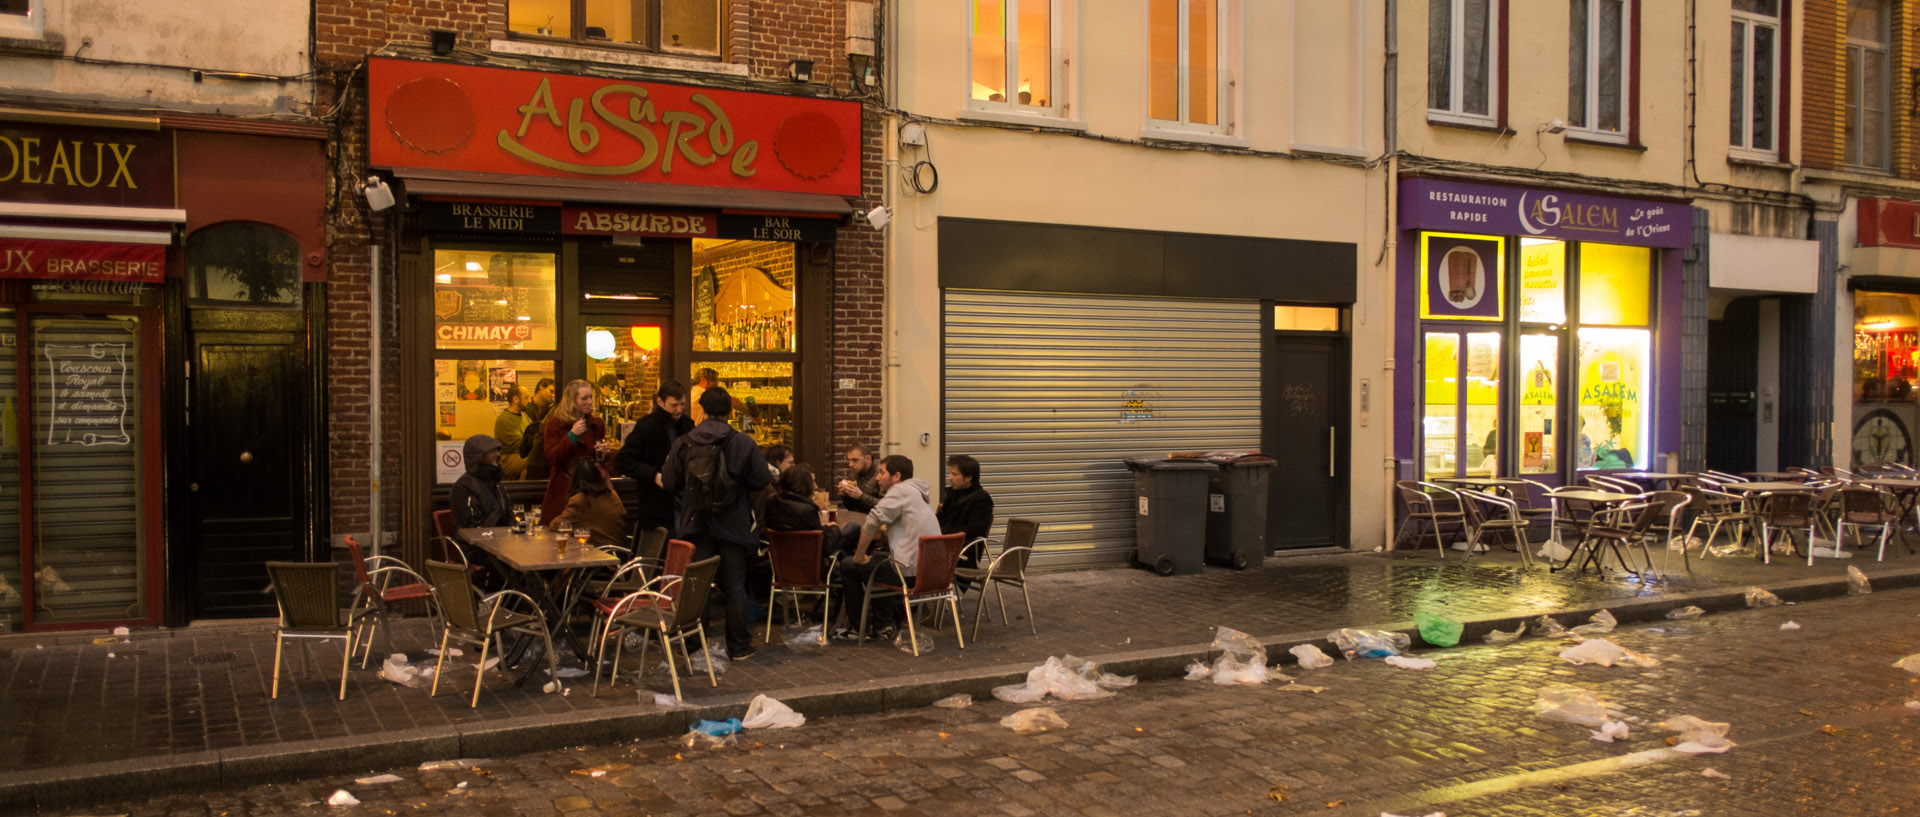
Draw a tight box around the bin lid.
[1124,457,1218,471]
[1199,451,1277,466]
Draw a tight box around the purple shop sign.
[1399,178,1692,249]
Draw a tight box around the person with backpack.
[661,385,772,662]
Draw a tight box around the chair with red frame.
[857,532,967,657]
[586,538,696,680]
[342,535,438,667]
[764,529,839,645]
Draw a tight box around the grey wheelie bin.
[1202,453,1277,569]
[1125,457,1214,576]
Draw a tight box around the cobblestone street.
[40,585,1920,817]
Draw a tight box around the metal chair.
[1457,489,1534,569]
[265,561,361,700]
[1570,499,1665,577]
[1682,484,1751,554]
[343,535,437,668]
[765,530,839,644]
[955,518,1039,640]
[587,539,695,664]
[1702,470,1749,484]
[1641,490,1693,574]
[424,560,557,708]
[1753,491,1816,565]
[1585,474,1643,494]
[859,533,967,656]
[595,555,722,701]
[1393,480,1465,558]
[1838,485,1899,563]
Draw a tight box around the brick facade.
[311,0,884,545]
[1802,0,1842,169]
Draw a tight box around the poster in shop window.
[42,342,131,446]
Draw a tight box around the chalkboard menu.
[41,342,130,446]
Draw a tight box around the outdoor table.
[1613,471,1695,491]
[1858,479,1920,554]
[1742,471,1810,482]
[459,527,619,667]
[1545,489,1637,575]
[1721,481,1815,494]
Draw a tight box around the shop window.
[970,0,1066,115]
[1273,305,1340,331]
[1730,0,1780,156]
[1419,233,1504,321]
[691,241,796,353]
[1853,291,1920,404]
[1845,0,1890,170]
[690,361,793,449]
[1517,334,1559,473]
[1422,331,1500,477]
[432,359,557,484]
[433,249,558,352]
[1567,0,1631,142]
[1576,243,1650,326]
[1575,328,1648,470]
[1428,0,1498,126]
[186,222,303,307]
[585,322,664,439]
[1518,238,1567,324]
[1147,0,1234,132]
[507,0,721,57]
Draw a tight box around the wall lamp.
[430,29,457,56]
[1538,118,1567,135]
[364,176,396,212]
[788,59,815,83]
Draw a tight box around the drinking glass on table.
[554,521,573,552]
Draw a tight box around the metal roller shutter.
[943,290,1261,570]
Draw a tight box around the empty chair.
[859,533,967,656]
[1457,489,1534,570]
[1753,491,1816,565]
[1682,484,1751,554]
[1642,490,1693,574]
[955,518,1039,640]
[1837,486,1899,563]
[765,530,839,643]
[1572,498,1666,577]
[596,555,722,701]
[1702,470,1748,484]
[1585,474,1643,494]
[424,560,557,708]
[588,538,696,665]
[343,535,437,668]
[1393,481,1465,558]
[265,561,360,700]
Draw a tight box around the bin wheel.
[1153,555,1176,576]
[1232,552,1250,570]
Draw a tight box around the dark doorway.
[1706,297,1759,473]
[1266,333,1348,549]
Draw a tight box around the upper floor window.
[1730,0,1780,157]
[1568,0,1630,141]
[1147,0,1232,132]
[507,0,720,57]
[1846,0,1891,170]
[0,0,43,39]
[186,223,303,308]
[1428,0,1498,126]
[970,0,1065,116]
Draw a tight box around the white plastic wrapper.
[931,694,973,709]
[1589,720,1630,743]
[1569,609,1618,636]
[1483,622,1527,644]
[1558,638,1659,668]
[327,790,360,808]
[1533,685,1610,726]
[1745,587,1783,608]
[1659,715,1735,754]
[1000,707,1068,734]
[1289,643,1335,670]
[1384,655,1436,670]
[1892,654,1920,675]
[992,655,1132,702]
[1780,621,1801,631]
[741,694,806,729]
[1665,606,1706,620]
[1848,565,1873,595]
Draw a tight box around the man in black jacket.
[835,443,881,518]
[662,386,773,662]
[937,454,994,579]
[612,380,693,535]
[450,434,513,528]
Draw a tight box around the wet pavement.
[37,579,1920,816]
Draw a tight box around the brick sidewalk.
[3,543,1918,807]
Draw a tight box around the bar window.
[691,241,797,353]
[433,250,558,352]
[432,359,557,484]
[1576,328,1648,470]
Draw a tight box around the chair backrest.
[433,509,459,539]
[663,539,696,578]
[766,529,827,587]
[343,535,372,587]
[909,533,965,595]
[424,560,482,632]
[669,556,722,631]
[631,526,669,563]
[1459,489,1517,522]
[995,519,1040,575]
[1841,486,1888,519]
[1760,491,1813,521]
[1395,480,1432,511]
[1646,490,1690,525]
[266,561,345,629]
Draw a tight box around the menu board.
[41,342,130,447]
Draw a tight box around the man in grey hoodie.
[834,454,942,641]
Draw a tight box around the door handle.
[1328,426,1337,478]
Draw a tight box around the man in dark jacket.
[517,378,557,480]
[612,380,693,535]
[662,386,773,662]
[450,434,514,528]
[937,454,994,579]
[835,443,881,517]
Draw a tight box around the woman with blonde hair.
[540,379,609,523]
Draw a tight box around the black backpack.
[682,431,740,515]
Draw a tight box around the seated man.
[834,454,941,641]
[450,434,513,528]
[936,454,994,580]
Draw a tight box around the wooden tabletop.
[459,527,620,572]
[1859,478,1920,490]
[1722,481,1815,493]
[1741,471,1809,482]
[1546,489,1635,503]
[1433,477,1531,488]
[1614,471,1694,482]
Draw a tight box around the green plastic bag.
[1415,612,1463,647]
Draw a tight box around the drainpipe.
[1380,0,1400,551]
[369,248,382,558]
[879,0,900,455]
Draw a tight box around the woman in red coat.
[540,379,609,524]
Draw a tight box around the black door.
[1266,334,1348,549]
[187,310,305,618]
[1706,298,1759,473]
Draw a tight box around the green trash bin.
[1125,457,1215,576]
[1203,453,1277,569]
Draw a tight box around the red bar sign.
[0,238,165,283]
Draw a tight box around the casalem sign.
[0,238,164,283]
[367,57,862,198]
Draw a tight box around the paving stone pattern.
[40,583,1920,816]
[0,545,1911,775]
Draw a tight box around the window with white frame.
[0,0,43,39]
[1846,0,1891,170]
[970,0,1064,114]
[1428,0,1497,125]
[1730,0,1780,156]
[1568,0,1629,140]
[506,0,721,56]
[1147,0,1231,131]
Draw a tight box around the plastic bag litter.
[1184,661,1213,681]
[649,692,690,708]
[1570,609,1618,636]
[682,719,743,748]
[555,667,588,678]
[1745,588,1783,608]
[1000,707,1068,734]
[1702,768,1731,779]
[1780,621,1801,631]
[1659,715,1735,754]
[1905,700,1920,710]
[418,759,484,772]
[426,647,463,657]
[354,773,402,785]
[1892,654,1920,675]
[896,629,936,654]
[1537,539,1574,562]
[687,643,731,674]
[1534,686,1611,726]
[1210,627,1273,685]
[1666,606,1705,620]
[992,655,1122,702]
[1705,542,1747,558]
[1327,628,1410,659]
[741,694,806,729]
[692,718,742,736]
[1848,565,1873,595]
[379,653,425,688]
[783,623,827,648]
[1533,615,1571,638]
[1289,643,1335,670]
[327,790,360,808]
[1415,612,1463,647]
[1384,655,1437,670]
[931,694,973,709]
[1483,622,1527,644]
[1590,720,1630,743]
[1559,638,1659,667]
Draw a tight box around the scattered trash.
[572,762,630,778]
[1533,615,1571,638]
[1809,545,1852,559]
[481,657,501,671]
[1327,628,1410,659]
[417,759,484,772]
[555,667,588,678]
[1536,539,1574,562]
[1384,655,1437,670]
[1184,661,1213,681]
[783,623,827,648]
[683,719,742,748]
[326,790,360,808]
[1745,588,1783,608]
[1665,606,1705,620]
[1848,565,1872,595]
[1891,655,1920,675]
[895,629,936,654]
[1000,707,1069,734]
[1702,768,1732,779]
[1415,612,1463,647]
[354,774,402,786]
[1659,715,1735,754]
[1559,638,1659,668]
[426,647,463,657]
[1289,643,1335,670]
[1570,610,1619,636]
[91,636,116,646]
[741,695,806,730]
[105,653,115,659]
[1905,700,1920,710]
[691,718,742,737]
[1533,685,1611,726]
[1780,621,1801,631]
[112,626,130,641]
[993,655,1130,702]
[1209,628,1273,685]
[687,644,731,674]
[1589,720,1630,743]
[1484,622,1527,644]
[650,693,689,708]
[541,680,562,694]
[931,694,973,709]
[1705,542,1746,558]
[380,653,425,688]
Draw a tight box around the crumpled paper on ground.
[932,694,973,709]
[1892,654,1920,675]
[1534,685,1611,726]
[1484,622,1527,644]
[1666,606,1706,620]
[1745,587,1783,608]
[378,653,435,688]
[1780,621,1801,631]
[993,655,1135,702]
[1001,707,1068,734]
[1559,638,1659,667]
[1569,609,1618,636]
[1589,720,1631,743]
[1384,655,1436,670]
[1289,643,1335,669]
[1659,715,1735,754]
[1848,565,1873,595]
[741,694,805,729]
[327,790,360,807]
